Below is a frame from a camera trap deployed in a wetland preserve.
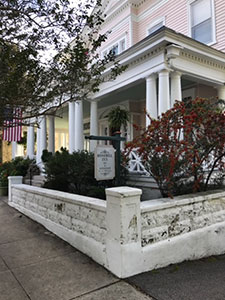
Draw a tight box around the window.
[120,39,126,52]
[110,44,119,55]
[147,17,165,36]
[190,0,215,44]
[148,21,164,35]
[102,38,126,58]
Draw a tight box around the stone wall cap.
[11,184,106,211]
[106,186,142,197]
[141,189,225,212]
[8,176,23,179]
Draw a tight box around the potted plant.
[108,106,129,135]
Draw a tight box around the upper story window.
[101,37,126,58]
[189,0,216,45]
[147,17,165,36]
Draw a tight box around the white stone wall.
[11,185,107,243]
[9,184,107,266]
[8,177,225,278]
[141,191,225,247]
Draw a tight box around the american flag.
[3,107,22,142]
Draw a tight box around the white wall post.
[75,100,84,151]
[146,74,158,126]
[105,186,142,278]
[48,115,55,154]
[171,71,182,107]
[158,69,170,116]
[90,100,98,152]
[8,176,23,203]
[27,126,35,159]
[69,102,75,153]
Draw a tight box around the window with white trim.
[190,0,215,44]
[101,38,126,58]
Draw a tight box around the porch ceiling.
[97,77,197,108]
[98,80,146,108]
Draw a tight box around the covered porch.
[17,28,225,172]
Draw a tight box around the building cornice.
[103,0,169,25]
[116,27,225,66]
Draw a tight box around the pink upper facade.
[100,0,225,55]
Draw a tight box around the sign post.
[85,133,125,186]
[95,145,115,181]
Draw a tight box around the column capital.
[171,71,182,78]
[146,73,157,81]
[158,68,170,76]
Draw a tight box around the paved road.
[1,196,225,300]
[127,254,225,300]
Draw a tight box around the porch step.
[126,174,162,201]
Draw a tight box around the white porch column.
[27,126,35,159]
[36,116,46,169]
[48,116,55,154]
[90,100,98,152]
[75,100,84,151]
[158,69,170,116]
[11,142,17,159]
[62,133,67,148]
[40,116,47,153]
[171,71,182,107]
[36,126,41,165]
[217,86,225,100]
[146,74,157,126]
[69,102,75,153]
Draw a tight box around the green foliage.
[0,157,37,187]
[125,98,225,198]
[108,106,130,134]
[42,148,103,197]
[42,147,127,199]
[0,0,126,127]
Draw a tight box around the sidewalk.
[0,196,151,300]
[1,195,225,300]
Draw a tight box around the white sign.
[95,145,115,181]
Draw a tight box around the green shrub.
[125,98,225,198]
[0,157,38,187]
[42,148,127,199]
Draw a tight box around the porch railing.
[126,148,150,175]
